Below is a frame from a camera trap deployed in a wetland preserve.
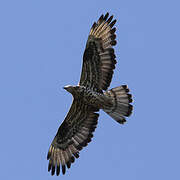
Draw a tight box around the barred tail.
[103,85,133,124]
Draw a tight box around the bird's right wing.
[47,99,99,176]
[79,13,117,92]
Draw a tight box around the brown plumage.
[80,13,117,91]
[47,12,133,176]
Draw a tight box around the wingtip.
[56,165,60,176]
[48,162,51,172]
[127,104,133,116]
[62,165,66,175]
[104,12,109,20]
[98,14,104,23]
[110,19,117,28]
[107,15,113,24]
[51,166,55,176]
[47,152,50,160]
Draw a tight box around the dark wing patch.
[47,100,99,175]
[79,12,117,92]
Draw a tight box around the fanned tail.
[103,85,133,124]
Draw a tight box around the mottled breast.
[75,86,111,109]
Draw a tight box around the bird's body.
[47,13,133,176]
[64,85,112,109]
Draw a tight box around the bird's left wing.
[47,99,99,176]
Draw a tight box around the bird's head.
[63,85,76,94]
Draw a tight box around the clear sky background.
[0,0,180,179]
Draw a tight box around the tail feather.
[103,85,133,124]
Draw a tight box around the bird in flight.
[47,12,133,176]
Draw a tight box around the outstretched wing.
[47,100,99,176]
[79,12,117,92]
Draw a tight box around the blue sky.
[0,0,180,179]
